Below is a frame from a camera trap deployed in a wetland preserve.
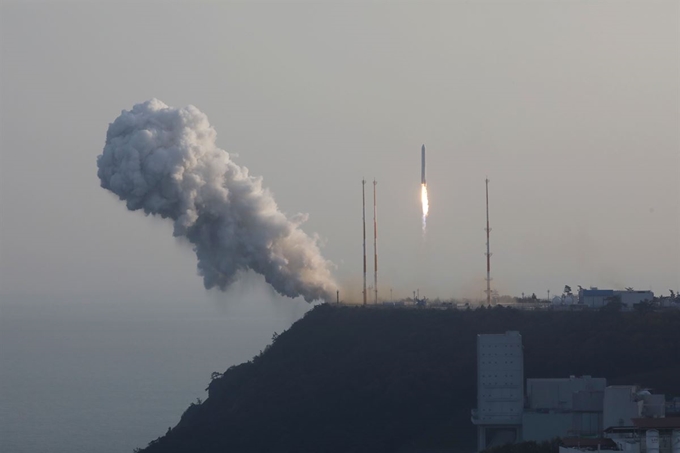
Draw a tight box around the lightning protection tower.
[362,179,367,306]
[485,178,492,305]
[373,179,378,304]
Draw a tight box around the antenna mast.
[362,179,367,306]
[373,179,378,304]
[485,178,492,305]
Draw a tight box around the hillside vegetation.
[141,305,680,453]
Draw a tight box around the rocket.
[421,145,426,185]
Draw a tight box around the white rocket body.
[421,145,426,185]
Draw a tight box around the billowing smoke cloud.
[97,99,337,302]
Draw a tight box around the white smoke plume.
[97,99,337,302]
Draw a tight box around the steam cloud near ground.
[97,99,337,302]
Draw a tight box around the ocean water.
[0,292,311,453]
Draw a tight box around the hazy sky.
[1,1,678,303]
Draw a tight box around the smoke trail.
[97,99,337,302]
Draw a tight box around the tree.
[634,301,654,314]
[140,305,680,453]
[600,299,623,313]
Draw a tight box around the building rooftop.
[561,438,618,449]
[631,417,680,429]
[581,289,615,296]
[604,417,680,433]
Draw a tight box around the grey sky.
[1,1,678,302]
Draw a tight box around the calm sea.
[0,293,310,453]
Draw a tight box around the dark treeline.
[140,305,680,453]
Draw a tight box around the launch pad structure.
[357,150,495,307]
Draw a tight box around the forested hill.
[140,305,680,453]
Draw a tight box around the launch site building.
[471,331,524,449]
[472,332,680,452]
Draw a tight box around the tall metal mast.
[362,179,367,306]
[373,179,378,304]
[485,178,492,305]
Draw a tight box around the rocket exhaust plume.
[97,99,337,302]
[421,145,429,232]
[421,184,429,231]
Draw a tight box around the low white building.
[602,387,679,453]
[604,386,646,429]
[604,386,666,430]
[605,419,680,453]
[578,288,654,309]
[523,376,607,441]
[471,332,674,452]
[616,291,655,309]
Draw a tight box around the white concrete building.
[604,386,647,430]
[471,331,524,451]
[471,332,674,451]
[526,376,607,411]
[617,291,655,309]
[602,386,678,453]
[578,288,654,309]
[523,376,607,441]
[605,419,680,453]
